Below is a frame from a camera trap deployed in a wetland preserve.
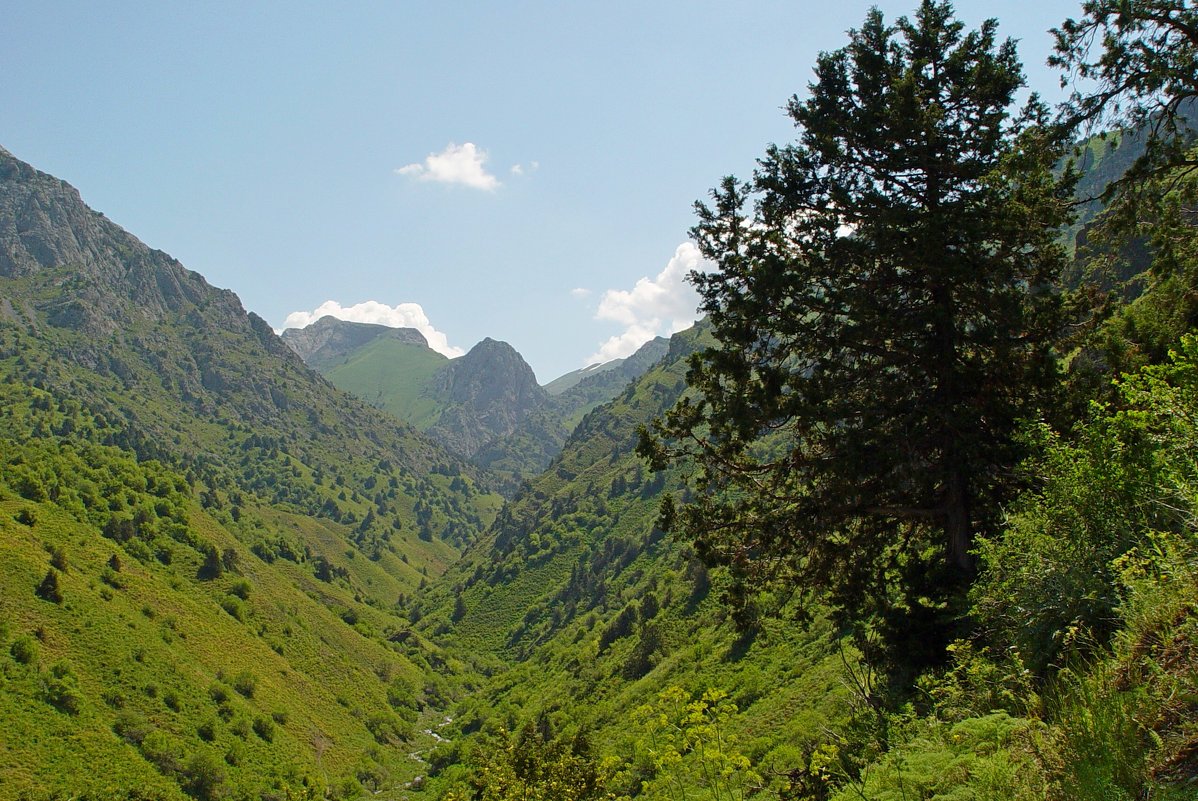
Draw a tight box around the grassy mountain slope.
[0,386,451,799]
[543,337,669,397]
[0,147,500,798]
[321,337,449,429]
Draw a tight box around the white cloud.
[281,300,465,358]
[584,242,714,364]
[396,142,499,191]
[570,287,591,299]
[509,160,539,176]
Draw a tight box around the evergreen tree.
[640,1,1072,667]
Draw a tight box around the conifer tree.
[640,1,1072,665]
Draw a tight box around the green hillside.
[322,337,449,429]
[0,383,454,799]
[0,147,500,799]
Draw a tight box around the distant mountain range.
[282,316,669,493]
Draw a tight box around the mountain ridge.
[0,146,501,796]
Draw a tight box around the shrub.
[252,715,275,742]
[180,751,228,801]
[113,711,152,745]
[48,545,68,572]
[35,568,63,603]
[44,661,83,714]
[139,729,182,775]
[231,670,256,698]
[197,719,217,742]
[365,710,410,744]
[220,596,246,622]
[208,682,230,704]
[100,566,125,589]
[10,635,38,665]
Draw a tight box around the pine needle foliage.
[641,0,1074,670]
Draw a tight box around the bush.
[252,714,275,741]
[220,596,246,622]
[975,339,1198,674]
[35,568,63,603]
[232,670,256,698]
[365,710,410,744]
[197,719,217,742]
[208,682,230,704]
[180,751,228,801]
[100,566,126,589]
[10,635,38,665]
[44,661,83,715]
[113,711,153,745]
[139,729,182,775]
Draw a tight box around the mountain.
[284,321,672,494]
[425,338,548,458]
[543,337,669,397]
[0,146,500,798]
[280,315,432,370]
[283,322,559,491]
[547,336,671,430]
[283,317,451,428]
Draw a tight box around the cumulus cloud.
[396,142,499,191]
[281,300,465,358]
[584,242,714,364]
[570,287,591,299]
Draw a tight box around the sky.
[3,1,1087,382]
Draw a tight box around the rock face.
[427,338,551,459]
[280,316,429,367]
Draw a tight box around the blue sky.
[4,1,1085,381]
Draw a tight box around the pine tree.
[640,1,1072,668]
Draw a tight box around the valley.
[3,3,1198,800]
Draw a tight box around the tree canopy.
[1053,1,1198,211]
[640,0,1074,667]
